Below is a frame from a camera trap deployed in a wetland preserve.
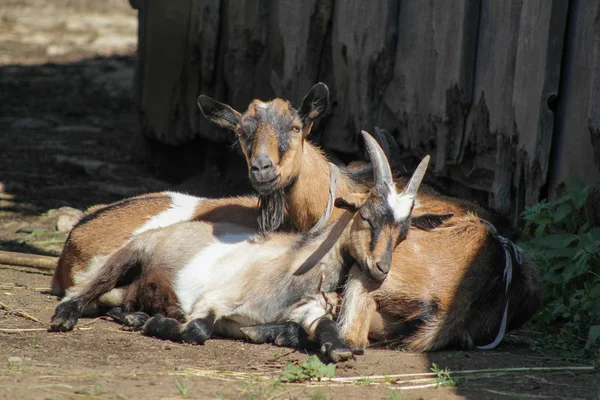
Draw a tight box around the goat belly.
[172,231,288,319]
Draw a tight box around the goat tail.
[402,316,474,352]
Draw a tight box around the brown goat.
[199,91,541,352]
[50,85,330,296]
[49,133,434,362]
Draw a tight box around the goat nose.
[376,261,390,276]
[251,155,274,171]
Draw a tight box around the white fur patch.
[133,192,203,236]
[173,231,287,317]
[386,191,415,222]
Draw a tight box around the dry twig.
[0,250,58,271]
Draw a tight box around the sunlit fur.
[52,84,330,295]
[50,160,421,358]
[51,192,259,295]
[200,88,540,352]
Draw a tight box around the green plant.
[520,179,600,351]
[6,357,23,371]
[388,391,408,400]
[430,363,458,387]
[355,377,373,386]
[84,376,102,396]
[239,378,280,400]
[174,378,190,397]
[29,336,37,349]
[279,355,336,383]
[309,389,329,400]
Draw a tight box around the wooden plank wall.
[131,0,600,225]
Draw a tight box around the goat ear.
[334,193,368,212]
[374,127,402,172]
[197,95,242,131]
[298,83,329,136]
[411,212,454,231]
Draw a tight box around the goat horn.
[361,130,393,188]
[404,155,430,197]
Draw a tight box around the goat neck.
[284,142,356,231]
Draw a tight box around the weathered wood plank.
[137,0,194,145]
[323,0,398,153]
[549,0,600,196]
[378,0,480,174]
[461,0,523,214]
[512,0,568,220]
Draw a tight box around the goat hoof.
[348,344,365,355]
[328,347,354,363]
[48,300,81,332]
[106,307,126,323]
[123,312,150,330]
[181,318,213,344]
[143,314,183,342]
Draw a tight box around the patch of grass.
[519,179,600,356]
[83,376,102,396]
[388,391,408,400]
[355,377,373,386]
[430,363,458,387]
[6,357,23,372]
[29,336,37,349]
[308,389,329,400]
[279,355,336,383]
[239,377,280,400]
[174,378,190,398]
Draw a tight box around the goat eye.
[291,126,301,133]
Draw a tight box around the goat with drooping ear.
[49,130,434,363]
[51,84,333,297]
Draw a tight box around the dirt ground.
[0,1,598,399]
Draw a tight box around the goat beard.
[257,189,286,235]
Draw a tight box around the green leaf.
[563,256,591,281]
[567,179,589,209]
[532,233,579,249]
[553,203,573,223]
[589,228,600,242]
[585,325,600,350]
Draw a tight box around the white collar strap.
[476,219,521,350]
[308,162,340,235]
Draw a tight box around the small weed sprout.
[388,390,408,400]
[430,363,458,387]
[7,357,23,371]
[174,378,190,398]
[309,389,329,400]
[84,376,102,396]
[29,336,37,349]
[279,355,336,383]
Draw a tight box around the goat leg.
[122,312,151,331]
[181,314,215,344]
[337,267,378,354]
[143,314,184,342]
[240,322,313,349]
[101,307,150,331]
[314,318,353,363]
[48,298,85,332]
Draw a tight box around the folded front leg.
[337,266,378,355]
[241,322,312,348]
